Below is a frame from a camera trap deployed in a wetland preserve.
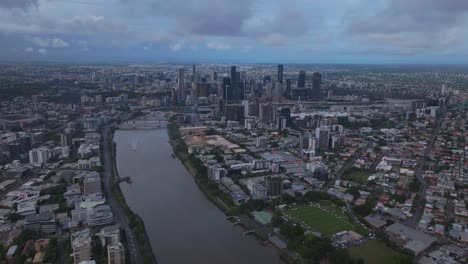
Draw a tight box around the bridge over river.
[119,112,168,130]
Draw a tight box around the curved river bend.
[114,129,282,264]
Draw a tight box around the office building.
[222,77,231,101]
[86,204,114,227]
[177,68,185,103]
[8,143,21,160]
[266,177,282,197]
[61,132,73,147]
[107,243,125,264]
[278,64,283,84]
[311,72,322,101]
[192,64,196,82]
[259,103,273,124]
[298,70,306,88]
[210,70,217,82]
[24,212,56,234]
[225,104,244,122]
[29,147,53,164]
[18,133,32,153]
[285,78,292,99]
[198,83,208,97]
[315,126,330,150]
[98,225,121,247]
[230,66,238,102]
[277,117,287,131]
[83,172,102,196]
[72,236,92,264]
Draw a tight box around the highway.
[101,125,143,264]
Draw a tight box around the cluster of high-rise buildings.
[174,64,322,104]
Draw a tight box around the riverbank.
[167,117,234,213]
[106,127,157,264]
[166,117,290,258]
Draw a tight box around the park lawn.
[349,240,403,264]
[288,203,358,236]
[343,171,372,184]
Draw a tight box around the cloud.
[0,0,38,10]
[77,40,89,51]
[170,42,182,51]
[206,42,231,51]
[346,0,468,51]
[124,0,254,36]
[240,45,252,53]
[261,33,287,47]
[37,48,47,54]
[31,37,69,48]
[25,47,34,52]
[60,16,127,36]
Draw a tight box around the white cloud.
[261,33,287,47]
[32,37,69,48]
[37,48,47,54]
[25,47,34,52]
[241,45,252,53]
[206,42,231,51]
[77,40,89,51]
[170,42,182,51]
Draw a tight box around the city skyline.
[1,0,468,64]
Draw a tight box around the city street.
[101,126,144,264]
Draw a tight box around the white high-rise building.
[107,243,125,264]
[28,147,52,164]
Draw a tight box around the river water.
[114,129,282,264]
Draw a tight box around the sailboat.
[131,139,137,151]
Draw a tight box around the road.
[410,104,447,226]
[0,174,33,197]
[327,147,365,188]
[101,125,143,264]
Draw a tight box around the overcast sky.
[1,0,468,64]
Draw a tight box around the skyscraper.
[285,78,292,99]
[230,66,238,102]
[61,132,72,147]
[311,72,322,101]
[278,64,283,84]
[298,70,306,88]
[315,126,330,150]
[223,77,231,101]
[178,68,184,102]
[192,64,196,82]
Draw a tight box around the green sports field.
[287,201,363,236]
[349,240,409,264]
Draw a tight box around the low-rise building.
[24,212,56,234]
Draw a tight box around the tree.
[345,187,361,200]
[8,213,22,222]
[43,238,57,263]
[408,178,420,192]
[271,212,283,227]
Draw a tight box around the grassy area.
[342,170,372,184]
[287,202,364,236]
[349,240,408,264]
